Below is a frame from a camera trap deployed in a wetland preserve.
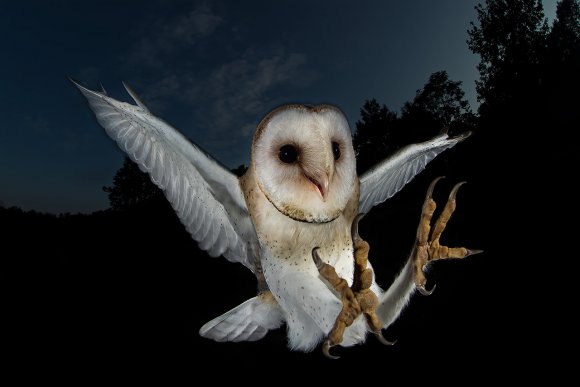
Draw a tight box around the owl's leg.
[312,248,360,359]
[414,177,483,295]
[312,215,394,359]
[350,214,396,346]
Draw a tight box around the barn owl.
[72,80,480,358]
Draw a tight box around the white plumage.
[72,80,467,353]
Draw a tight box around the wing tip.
[70,78,147,111]
[433,130,472,147]
[122,81,150,112]
[452,130,472,142]
[68,76,88,93]
[68,77,105,101]
[67,76,81,87]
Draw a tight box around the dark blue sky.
[0,0,557,213]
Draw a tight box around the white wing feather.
[199,296,284,342]
[72,80,259,272]
[359,133,469,214]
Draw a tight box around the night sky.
[1,0,557,214]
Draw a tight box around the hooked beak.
[301,141,334,202]
[306,172,331,201]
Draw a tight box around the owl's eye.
[332,142,341,161]
[279,144,298,163]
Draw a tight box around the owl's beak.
[302,149,334,201]
[305,172,331,201]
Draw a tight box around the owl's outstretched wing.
[358,133,469,214]
[71,79,259,273]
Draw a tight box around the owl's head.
[251,104,357,223]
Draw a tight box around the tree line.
[94,0,580,209]
[1,0,575,215]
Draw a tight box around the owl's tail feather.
[199,292,284,342]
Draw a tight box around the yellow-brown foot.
[414,177,483,296]
[350,214,396,347]
[312,214,394,359]
[312,247,358,359]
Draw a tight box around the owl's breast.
[241,166,359,283]
[252,195,355,281]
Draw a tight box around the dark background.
[2,0,574,381]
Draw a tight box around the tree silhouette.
[549,0,580,56]
[545,0,580,130]
[352,99,398,174]
[467,0,548,137]
[103,157,163,211]
[398,70,476,145]
[466,2,578,345]
[103,157,251,213]
[353,72,473,174]
[467,0,580,160]
[231,164,248,177]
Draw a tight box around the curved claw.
[466,249,484,257]
[311,247,324,271]
[425,176,445,200]
[375,331,397,346]
[322,340,340,360]
[449,181,467,200]
[351,213,366,243]
[417,283,436,296]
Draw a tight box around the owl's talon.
[351,213,365,243]
[417,283,436,296]
[426,176,445,199]
[375,331,396,346]
[311,247,325,271]
[466,249,484,257]
[413,178,481,292]
[322,340,340,360]
[449,181,466,200]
